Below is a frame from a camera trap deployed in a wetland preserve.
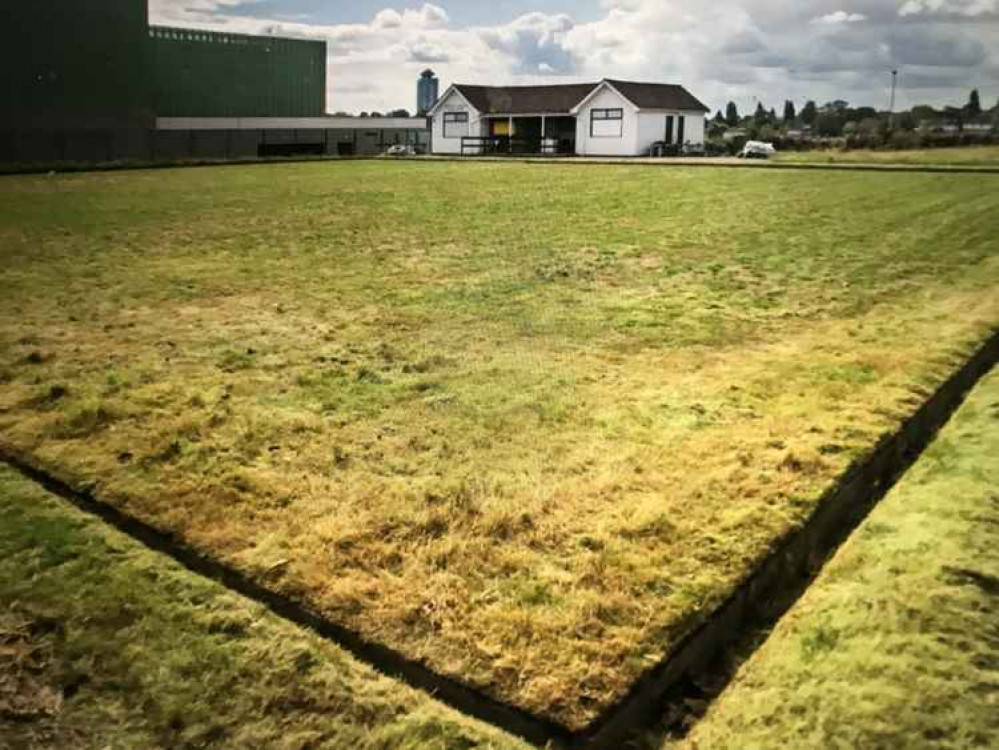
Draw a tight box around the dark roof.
[604,80,710,113]
[449,80,709,115]
[453,83,598,115]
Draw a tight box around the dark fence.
[0,127,431,171]
[460,136,568,157]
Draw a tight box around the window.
[590,108,623,138]
[443,111,469,139]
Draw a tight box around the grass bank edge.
[670,366,999,749]
[0,463,529,750]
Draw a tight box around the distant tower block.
[417,69,439,116]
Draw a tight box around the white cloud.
[149,0,261,23]
[899,0,997,16]
[373,9,404,28]
[148,1,999,115]
[813,11,868,23]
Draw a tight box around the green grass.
[775,145,999,167]
[673,367,999,749]
[0,465,525,750]
[0,161,997,729]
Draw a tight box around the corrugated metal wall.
[1,0,152,129]
[0,126,431,168]
[150,27,327,118]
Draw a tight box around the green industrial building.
[1,0,153,130]
[1,0,430,166]
[2,0,326,129]
[149,26,327,118]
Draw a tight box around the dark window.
[590,108,624,138]
[678,115,686,145]
[443,111,469,138]
[665,115,674,144]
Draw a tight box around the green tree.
[753,102,768,125]
[388,108,411,118]
[896,111,916,131]
[815,111,843,137]
[783,100,796,123]
[713,110,726,124]
[725,101,740,126]
[707,119,727,139]
[966,89,981,118]
[910,105,938,125]
[758,124,778,142]
[800,100,818,126]
[944,106,965,132]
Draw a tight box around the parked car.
[738,141,777,159]
[384,145,416,157]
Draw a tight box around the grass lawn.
[0,161,997,730]
[775,145,999,167]
[0,465,525,750]
[674,366,999,750]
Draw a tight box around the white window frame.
[442,111,469,139]
[590,108,624,138]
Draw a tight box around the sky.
[149,1,998,116]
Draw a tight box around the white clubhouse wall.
[431,90,485,155]
[574,87,638,157]
[635,111,707,154]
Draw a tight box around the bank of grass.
[673,366,999,749]
[776,144,999,167]
[0,465,526,750]
[0,161,997,730]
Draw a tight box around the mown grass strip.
[669,366,999,749]
[6,150,999,178]
[0,463,528,750]
[424,156,999,175]
[776,144,999,168]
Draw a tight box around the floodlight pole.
[888,69,898,127]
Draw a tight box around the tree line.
[712,89,996,142]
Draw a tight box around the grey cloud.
[890,28,988,66]
[721,30,768,55]
[899,69,971,88]
[407,40,451,63]
[478,13,581,75]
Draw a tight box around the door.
[678,116,686,146]
[665,115,674,144]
